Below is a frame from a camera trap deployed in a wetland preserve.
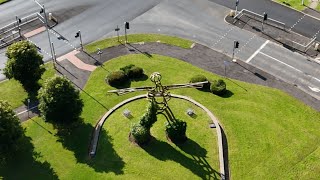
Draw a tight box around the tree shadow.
[0,135,58,179]
[109,79,131,89]
[142,137,220,180]
[220,90,234,98]
[130,74,149,82]
[55,120,124,174]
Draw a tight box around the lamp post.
[16,16,21,37]
[51,42,56,69]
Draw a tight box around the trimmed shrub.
[165,120,187,143]
[190,75,209,90]
[131,123,150,145]
[139,100,158,129]
[120,64,135,76]
[106,70,128,87]
[128,66,144,79]
[210,79,226,95]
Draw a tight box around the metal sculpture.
[108,72,208,122]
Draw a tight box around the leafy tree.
[4,41,44,92]
[38,76,83,124]
[0,100,24,163]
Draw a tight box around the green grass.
[0,0,9,5]
[1,54,320,179]
[85,34,193,53]
[0,62,55,108]
[276,0,310,11]
[316,3,320,11]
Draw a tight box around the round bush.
[128,66,144,79]
[210,79,226,95]
[131,123,150,145]
[165,120,187,143]
[106,70,128,87]
[190,75,209,90]
[120,64,135,75]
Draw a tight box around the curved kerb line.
[89,94,228,180]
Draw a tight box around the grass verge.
[1,54,320,179]
[85,34,193,53]
[0,62,55,108]
[276,0,310,11]
[0,0,9,5]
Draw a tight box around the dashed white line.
[213,27,235,46]
[289,14,305,31]
[246,40,269,63]
[236,34,256,54]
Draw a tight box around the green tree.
[0,100,24,163]
[38,76,83,124]
[4,41,44,92]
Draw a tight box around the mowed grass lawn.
[276,0,310,11]
[85,34,193,53]
[1,54,320,179]
[0,62,55,108]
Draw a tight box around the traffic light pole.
[79,30,83,50]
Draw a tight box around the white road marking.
[213,26,235,46]
[15,105,38,116]
[236,34,256,54]
[246,40,269,63]
[289,14,305,31]
[259,52,303,73]
[308,86,320,92]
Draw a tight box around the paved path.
[15,42,320,121]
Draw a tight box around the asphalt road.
[0,0,162,80]
[210,0,320,40]
[0,0,319,100]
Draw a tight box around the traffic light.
[40,8,44,13]
[234,41,239,48]
[263,12,268,21]
[18,18,21,23]
[125,22,129,29]
[75,31,80,38]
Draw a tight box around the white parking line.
[259,52,303,73]
[246,40,269,63]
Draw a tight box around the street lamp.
[75,30,83,50]
[51,42,57,69]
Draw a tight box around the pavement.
[211,0,320,40]
[15,42,320,122]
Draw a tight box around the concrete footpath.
[16,42,320,121]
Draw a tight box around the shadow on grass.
[55,120,124,174]
[130,74,149,82]
[0,135,58,179]
[220,90,234,98]
[142,137,220,180]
